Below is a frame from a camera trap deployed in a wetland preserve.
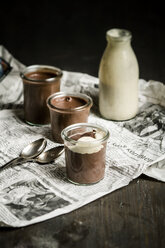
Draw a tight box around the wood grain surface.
[0,176,164,248]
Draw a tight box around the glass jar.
[99,28,139,121]
[47,92,93,143]
[20,65,62,125]
[61,123,109,185]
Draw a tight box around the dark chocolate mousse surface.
[51,96,87,109]
[25,71,58,81]
[65,132,107,184]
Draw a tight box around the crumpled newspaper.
[0,44,164,184]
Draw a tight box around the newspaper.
[0,45,164,228]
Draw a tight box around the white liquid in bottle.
[99,29,139,121]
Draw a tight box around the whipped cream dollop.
[68,131,104,154]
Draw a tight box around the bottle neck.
[107,38,131,48]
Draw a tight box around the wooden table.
[0,175,164,248]
[0,2,164,247]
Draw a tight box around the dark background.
[0,1,165,248]
[1,1,165,82]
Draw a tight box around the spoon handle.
[0,157,27,171]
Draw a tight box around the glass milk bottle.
[99,28,139,120]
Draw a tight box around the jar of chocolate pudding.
[47,92,93,143]
[20,65,62,125]
[61,123,109,185]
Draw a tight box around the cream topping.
[68,135,104,154]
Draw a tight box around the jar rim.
[47,92,93,112]
[61,123,110,144]
[20,64,63,83]
[106,28,132,41]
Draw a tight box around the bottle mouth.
[106,28,132,41]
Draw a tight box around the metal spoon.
[1,138,47,170]
[30,146,64,164]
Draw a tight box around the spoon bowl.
[35,146,64,164]
[21,138,47,159]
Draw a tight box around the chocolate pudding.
[61,123,109,185]
[21,65,62,125]
[51,96,87,109]
[25,71,57,81]
[47,92,93,143]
